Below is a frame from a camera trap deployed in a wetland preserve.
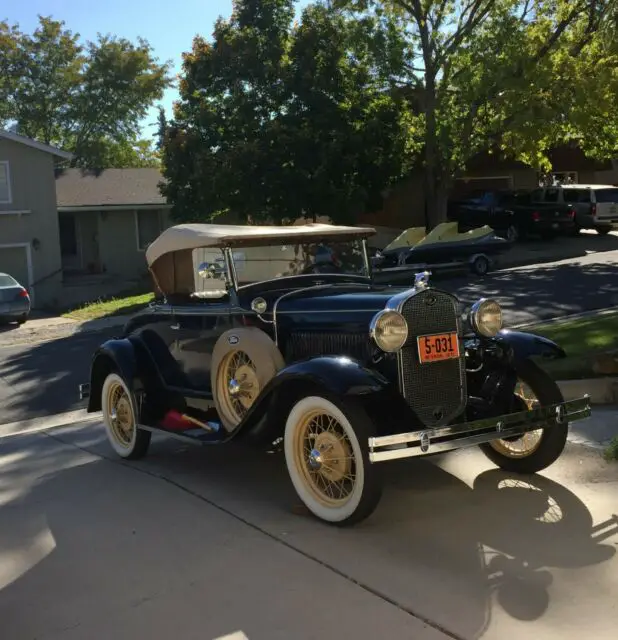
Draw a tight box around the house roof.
[55,168,168,209]
[0,129,73,160]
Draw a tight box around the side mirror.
[197,261,225,279]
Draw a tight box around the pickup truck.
[447,189,576,242]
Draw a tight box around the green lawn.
[530,310,618,380]
[62,292,154,322]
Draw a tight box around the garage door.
[0,246,30,289]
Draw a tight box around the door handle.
[170,322,180,330]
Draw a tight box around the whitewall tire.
[284,395,381,526]
[101,372,151,460]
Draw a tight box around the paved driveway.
[1,420,617,639]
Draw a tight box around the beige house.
[1,129,176,309]
[54,168,173,306]
[0,130,72,308]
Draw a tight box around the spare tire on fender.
[211,327,285,432]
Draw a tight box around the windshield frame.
[225,237,372,292]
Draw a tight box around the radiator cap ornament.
[414,271,431,290]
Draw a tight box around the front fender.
[237,355,410,442]
[271,355,392,396]
[496,329,566,363]
[86,338,140,412]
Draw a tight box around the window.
[136,210,162,251]
[562,188,590,204]
[0,161,11,203]
[593,188,618,203]
[544,188,560,203]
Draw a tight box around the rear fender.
[496,329,566,364]
[86,337,151,412]
[237,355,410,443]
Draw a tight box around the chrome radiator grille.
[398,289,466,427]
[285,331,372,363]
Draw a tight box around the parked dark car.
[0,272,31,325]
[448,189,576,241]
[79,222,591,526]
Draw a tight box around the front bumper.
[368,395,591,463]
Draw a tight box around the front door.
[167,304,232,393]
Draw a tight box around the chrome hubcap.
[308,448,323,470]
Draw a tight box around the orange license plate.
[417,332,460,363]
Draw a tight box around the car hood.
[273,284,409,322]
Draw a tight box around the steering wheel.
[301,262,343,274]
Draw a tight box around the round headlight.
[470,298,503,337]
[370,310,408,352]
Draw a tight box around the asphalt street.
[1,419,617,639]
[0,328,117,426]
[1,240,617,425]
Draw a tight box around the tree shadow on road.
[2,424,615,639]
[504,230,618,268]
[0,329,118,424]
[442,260,618,325]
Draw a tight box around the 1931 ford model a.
[79,222,591,526]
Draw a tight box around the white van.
[532,184,618,235]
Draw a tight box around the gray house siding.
[0,138,63,307]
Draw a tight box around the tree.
[336,0,618,228]
[160,0,416,224]
[0,15,172,168]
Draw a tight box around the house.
[54,168,173,305]
[0,130,72,308]
[1,128,177,309]
[360,145,618,230]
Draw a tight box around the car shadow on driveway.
[5,424,614,640]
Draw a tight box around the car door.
[168,302,232,394]
[132,301,230,396]
[592,187,618,224]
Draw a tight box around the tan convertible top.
[146,222,376,296]
[145,222,376,268]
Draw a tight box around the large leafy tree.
[161,0,416,224]
[0,16,171,168]
[336,0,618,227]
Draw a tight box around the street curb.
[557,377,618,405]
[0,409,100,439]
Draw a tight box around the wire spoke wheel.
[490,379,543,459]
[217,349,260,423]
[106,380,136,448]
[293,408,357,508]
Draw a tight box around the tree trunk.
[423,78,448,231]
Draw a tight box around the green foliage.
[161,0,416,224]
[604,437,618,462]
[337,0,618,227]
[0,15,172,168]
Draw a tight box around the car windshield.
[0,274,18,287]
[191,239,368,295]
[234,239,368,287]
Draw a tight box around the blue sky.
[4,0,311,139]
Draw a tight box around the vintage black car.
[79,222,591,526]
